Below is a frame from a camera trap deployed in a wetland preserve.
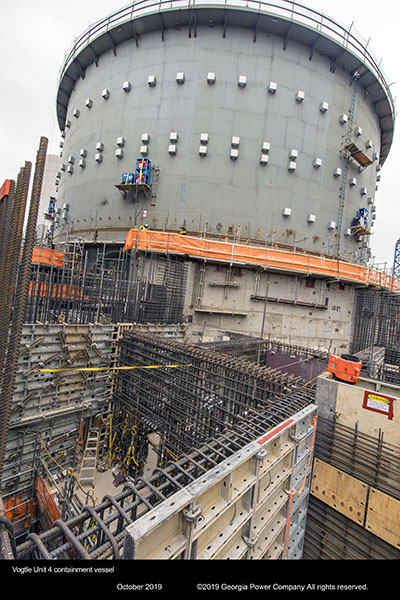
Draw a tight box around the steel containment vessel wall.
[54,0,395,262]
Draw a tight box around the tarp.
[31,247,64,268]
[123,228,400,291]
[36,475,61,525]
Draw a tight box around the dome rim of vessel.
[56,0,395,163]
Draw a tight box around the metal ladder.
[337,71,360,254]
[196,262,206,308]
[98,404,112,464]
[78,430,100,489]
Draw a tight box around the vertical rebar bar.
[0,185,14,287]
[0,138,48,481]
[0,163,31,396]
[0,179,17,379]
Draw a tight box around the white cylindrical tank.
[55,1,395,263]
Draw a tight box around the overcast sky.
[0,0,398,267]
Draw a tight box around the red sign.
[362,390,395,420]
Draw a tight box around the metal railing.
[58,0,395,122]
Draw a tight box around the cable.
[40,363,193,373]
[39,437,98,507]
[303,368,328,387]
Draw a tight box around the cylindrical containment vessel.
[55,0,394,263]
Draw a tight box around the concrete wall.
[315,372,400,445]
[55,13,381,261]
[185,261,355,352]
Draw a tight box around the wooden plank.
[310,458,367,525]
[344,143,373,167]
[365,488,400,549]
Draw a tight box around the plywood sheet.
[310,458,367,525]
[365,488,400,549]
[335,384,400,446]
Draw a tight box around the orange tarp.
[124,228,400,292]
[29,281,84,300]
[31,247,64,268]
[4,496,34,527]
[36,475,61,525]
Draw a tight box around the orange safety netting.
[124,229,400,292]
[4,496,34,528]
[36,475,61,525]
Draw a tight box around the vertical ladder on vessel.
[150,166,160,205]
[337,71,360,254]
[78,430,100,488]
[196,262,206,308]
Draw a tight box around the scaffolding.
[393,238,400,279]
[25,241,187,325]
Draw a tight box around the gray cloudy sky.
[0,0,398,267]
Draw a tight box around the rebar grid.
[114,331,308,466]
[304,416,400,560]
[349,288,400,384]
[350,289,400,356]
[198,336,330,362]
[303,496,399,560]
[25,244,187,326]
[313,416,400,500]
[14,336,314,559]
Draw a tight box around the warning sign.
[362,391,395,420]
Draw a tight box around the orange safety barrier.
[31,247,64,268]
[29,281,85,300]
[4,496,34,528]
[124,228,400,292]
[36,475,61,525]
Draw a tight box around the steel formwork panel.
[12,329,315,560]
[1,324,115,512]
[11,323,114,426]
[13,395,315,559]
[123,405,317,560]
